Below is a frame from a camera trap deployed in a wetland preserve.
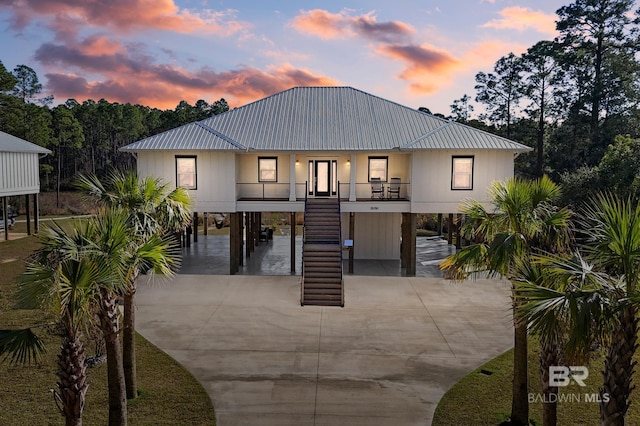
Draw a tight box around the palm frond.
[0,329,47,365]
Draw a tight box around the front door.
[314,160,331,196]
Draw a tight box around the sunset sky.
[0,0,587,114]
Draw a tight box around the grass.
[433,339,640,425]
[0,230,216,425]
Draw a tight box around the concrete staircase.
[301,198,344,306]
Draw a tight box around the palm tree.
[516,193,640,425]
[76,170,190,399]
[440,176,571,426]
[0,217,127,426]
[516,253,611,426]
[579,194,640,425]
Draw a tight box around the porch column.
[192,212,198,242]
[2,197,8,241]
[455,214,462,249]
[239,212,244,266]
[246,212,252,259]
[290,212,296,274]
[229,212,240,275]
[401,213,416,276]
[349,153,357,202]
[437,213,443,236]
[34,193,39,234]
[447,214,454,245]
[25,194,31,236]
[290,155,297,201]
[203,212,208,236]
[348,212,355,274]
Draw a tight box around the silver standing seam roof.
[120,87,532,153]
[0,131,51,154]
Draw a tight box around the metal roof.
[121,87,532,153]
[0,131,51,154]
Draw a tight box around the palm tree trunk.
[99,290,127,426]
[56,330,89,426]
[600,306,637,426]
[123,284,137,399]
[511,294,529,426]
[539,340,559,426]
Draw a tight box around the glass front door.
[314,160,331,196]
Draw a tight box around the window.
[368,156,388,182]
[176,156,197,189]
[258,157,278,182]
[452,156,474,190]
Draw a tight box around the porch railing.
[236,181,411,200]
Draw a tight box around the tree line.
[442,0,640,203]
[0,61,229,197]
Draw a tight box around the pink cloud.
[291,9,415,43]
[38,41,340,108]
[482,7,557,35]
[0,0,251,36]
[377,44,460,94]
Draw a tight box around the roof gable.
[121,86,531,153]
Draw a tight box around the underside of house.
[121,86,531,306]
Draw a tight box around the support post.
[447,213,454,245]
[229,213,239,275]
[239,212,244,266]
[2,197,8,241]
[401,213,417,276]
[348,212,355,274]
[290,212,296,274]
[193,212,198,242]
[185,225,192,247]
[34,194,39,234]
[25,194,31,236]
[244,212,253,259]
[455,214,462,249]
[437,213,443,236]
[203,212,208,236]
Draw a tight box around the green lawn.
[0,231,216,425]
[433,339,640,425]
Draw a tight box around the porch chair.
[371,178,384,199]
[387,177,401,199]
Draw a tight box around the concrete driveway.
[135,274,513,425]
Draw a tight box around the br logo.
[549,366,589,387]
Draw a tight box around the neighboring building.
[0,131,51,240]
[121,86,530,280]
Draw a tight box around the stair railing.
[301,181,308,305]
[337,181,344,307]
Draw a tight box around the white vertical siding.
[410,150,514,213]
[0,152,41,196]
[350,212,401,259]
[136,151,236,212]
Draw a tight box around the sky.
[0,0,595,115]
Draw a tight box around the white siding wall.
[341,212,401,259]
[0,152,41,196]
[136,151,236,212]
[410,150,514,213]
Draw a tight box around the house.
[121,86,530,304]
[0,131,51,240]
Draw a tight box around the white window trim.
[451,156,474,190]
[176,156,197,190]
